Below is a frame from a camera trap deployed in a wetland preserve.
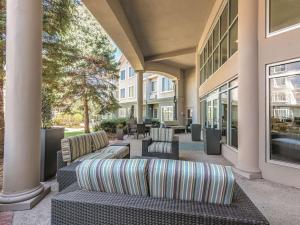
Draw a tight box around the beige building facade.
[117,55,178,122]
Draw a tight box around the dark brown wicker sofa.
[52,159,269,225]
[57,131,130,191]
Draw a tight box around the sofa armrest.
[142,137,152,155]
[57,150,67,170]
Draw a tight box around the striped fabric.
[148,142,172,153]
[148,159,235,205]
[150,128,174,142]
[61,135,93,162]
[76,159,149,196]
[74,151,117,162]
[90,131,109,151]
[100,145,129,159]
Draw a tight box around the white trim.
[266,0,300,38]
[266,58,300,170]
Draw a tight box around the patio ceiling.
[83,0,215,72]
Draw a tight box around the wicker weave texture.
[51,183,269,225]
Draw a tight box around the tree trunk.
[0,71,4,156]
[83,94,90,133]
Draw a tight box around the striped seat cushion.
[100,145,129,159]
[90,131,109,151]
[76,159,149,196]
[150,128,174,142]
[74,151,117,162]
[61,134,93,162]
[148,142,172,153]
[148,159,235,205]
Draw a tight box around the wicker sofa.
[142,128,179,159]
[57,131,130,191]
[52,159,269,225]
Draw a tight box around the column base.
[233,167,262,179]
[0,184,51,211]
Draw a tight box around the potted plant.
[116,123,125,140]
[40,88,64,181]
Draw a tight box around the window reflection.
[230,88,238,148]
[270,75,300,164]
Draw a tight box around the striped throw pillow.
[148,142,172,153]
[61,134,93,162]
[150,128,174,142]
[90,131,109,151]
[76,159,149,196]
[148,159,235,205]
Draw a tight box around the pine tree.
[59,4,119,133]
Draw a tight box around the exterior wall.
[258,0,300,188]
[196,0,238,166]
[196,0,300,188]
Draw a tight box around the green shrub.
[53,113,83,127]
[93,118,128,133]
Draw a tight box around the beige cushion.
[74,151,117,162]
[90,131,109,151]
[150,128,174,142]
[100,145,129,159]
[148,142,172,153]
[61,134,93,162]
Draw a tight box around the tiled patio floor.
[1,134,300,225]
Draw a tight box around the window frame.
[120,70,126,80]
[266,0,300,38]
[200,0,238,85]
[161,106,174,122]
[266,58,300,169]
[128,85,135,98]
[120,88,126,99]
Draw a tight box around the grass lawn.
[64,130,85,138]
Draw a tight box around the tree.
[0,0,77,153]
[59,4,119,133]
[0,0,5,154]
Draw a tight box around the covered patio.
[8,134,300,225]
[1,0,300,224]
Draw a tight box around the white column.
[176,73,184,125]
[235,0,261,179]
[0,0,49,210]
[136,71,144,123]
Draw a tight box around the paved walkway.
[5,134,300,225]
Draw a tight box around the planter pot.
[40,127,64,182]
[116,128,124,140]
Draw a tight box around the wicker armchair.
[142,128,179,159]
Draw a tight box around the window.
[128,86,135,98]
[268,0,300,34]
[220,92,228,143]
[220,35,228,66]
[229,20,238,56]
[128,67,135,77]
[151,80,157,92]
[120,70,126,80]
[120,88,126,99]
[268,59,300,165]
[161,106,174,122]
[162,78,174,92]
[229,88,238,148]
[204,78,238,149]
[220,4,228,38]
[153,108,158,119]
[200,0,238,84]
